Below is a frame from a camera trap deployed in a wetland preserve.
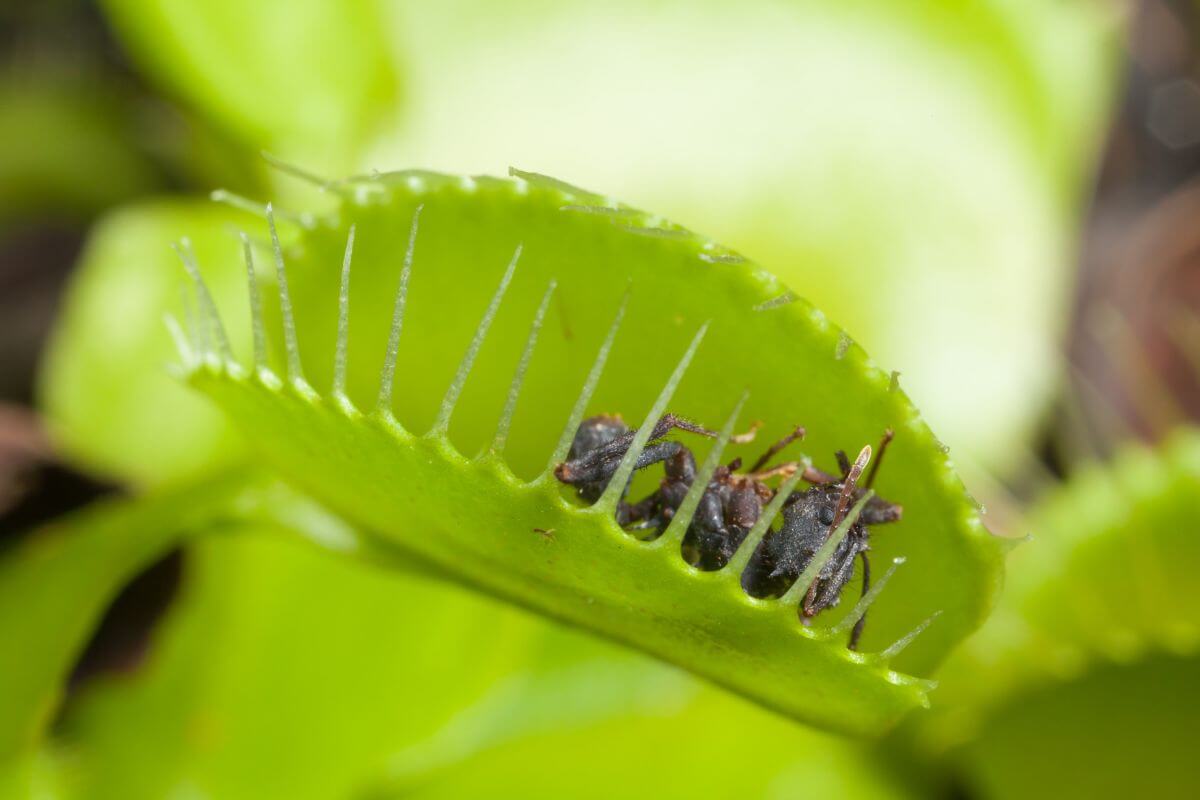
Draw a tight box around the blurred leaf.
[0,748,66,800]
[55,525,538,800]
[178,170,1003,734]
[0,471,251,762]
[921,429,1200,751]
[363,621,917,800]
[376,0,1118,468]
[959,653,1200,800]
[380,681,919,800]
[1006,429,1200,662]
[365,632,700,793]
[0,69,158,226]
[903,430,1200,798]
[99,0,399,169]
[38,200,261,488]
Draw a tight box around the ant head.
[568,414,629,460]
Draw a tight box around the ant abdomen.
[680,482,746,569]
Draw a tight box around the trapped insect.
[741,430,901,649]
[627,425,806,570]
[556,415,901,650]
[554,413,724,524]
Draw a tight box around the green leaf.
[909,431,1200,798]
[177,170,1003,734]
[55,525,539,800]
[0,471,252,761]
[99,0,398,168]
[0,748,66,800]
[0,68,159,225]
[376,678,919,800]
[959,653,1200,799]
[1010,429,1200,661]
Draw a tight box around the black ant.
[554,413,720,524]
[625,426,806,569]
[741,430,901,650]
[679,457,773,570]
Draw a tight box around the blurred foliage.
[100,0,400,171]
[56,528,924,799]
[925,429,1200,748]
[374,0,1118,471]
[55,527,538,799]
[26,0,1121,470]
[959,653,1200,799]
[0,471,253,762]
[904,430,1200,798]
[372,682,920,800]
[10,0,1189,797]
[1005,429,1200,662]
[0,68,158,227]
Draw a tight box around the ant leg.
[649,413,759,444]
[634,440,681,470]
[556,437,674,487]
[864,429,894,489]
[806,546,858,619]
[620,492,659,527]
[750,460,839,486]
[749,462,799,481]
[748,425,806,473]
[835,450,852,477]
[849,550,871,650]
[799,464,840,485]
[649,413,716,440]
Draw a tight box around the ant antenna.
[748,425,805,473]
[864,429,894,489]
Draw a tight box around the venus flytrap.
[172,167,1006,735]
[893,429,1200,799]
[923,428,1200,755]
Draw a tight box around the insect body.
[554,413,717,523]
[629,425,802,569]
[678,459,772,569]
[741,431,901,649]
[555,413,901,650]
[624,444,697,535]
